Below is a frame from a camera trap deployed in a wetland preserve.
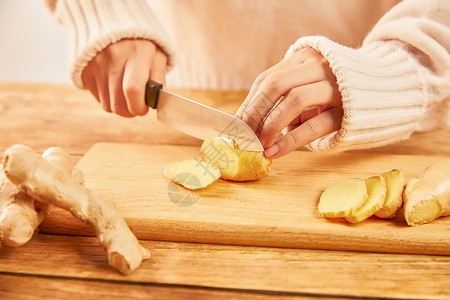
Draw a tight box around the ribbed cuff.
[53,0,176,88]
[285,36,427,152]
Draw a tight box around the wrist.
[286,36,425,152]
[54,0,176,89]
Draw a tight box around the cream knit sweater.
[44,0,450,152]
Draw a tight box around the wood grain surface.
[1,82,449,300]
[1,234,449,300]
[0,274,329,300]
[39,142,450,255]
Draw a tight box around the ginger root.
[0,168,42,247]
[0,147,72,247]
[165,137,271,190]
[2,145,149,275]
[200,137,271,181]
[403,160,450,226]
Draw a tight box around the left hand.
[235,47,343,158]
[82,39,167,117]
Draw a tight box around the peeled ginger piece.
[374,169,404,219]
[201,137,271,181]
[164,159,221,190]
[318,178,368,218]
[345,176,386,223]
[403,160,450,226]
[164,137,271,189]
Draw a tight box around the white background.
[0,0,70,83]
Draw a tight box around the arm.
[44,0,176,117]
[237,0,450,156]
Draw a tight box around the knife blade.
[145,81,264,152]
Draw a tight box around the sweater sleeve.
[43,0,176,89]
[285,0,450,152]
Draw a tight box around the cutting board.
[39,143,450,255]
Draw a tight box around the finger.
[106,55,132,117]
[109,70,133,117]
[236,60,291,119]
[83,52,113,113]
[240,59,332,135]
[287,115,302,127]
[264,107,343,159]
[257,80,341,147]
[90,45,122,113]
[122,43,156,116]
[300,108,321,124]
[235,47,316,119]
[95,69,112,113]
[149,47,168,86]
[82,71,100,103]
[104,41,139,117]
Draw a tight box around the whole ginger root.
[0,168,44,247]
[2,145,149,275]
[0,147,72,247]
[403,160,450,226]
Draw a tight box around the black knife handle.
[145,80,163,109]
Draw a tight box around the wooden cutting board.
[39,143,450,255]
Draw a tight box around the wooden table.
[0,82,449,300]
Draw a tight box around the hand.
[236,47,343,158]
[82,39,167,117]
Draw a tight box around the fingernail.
[264,143,279,158]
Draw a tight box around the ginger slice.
[345,176,386,223]
[374,169,404,218]
[318,178,368,218]
[2,145,149,275]
[403,160,450,226]
[164,159,221,190]
[200,137,271,181]
[0,147,73,247]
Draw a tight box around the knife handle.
[145,80,163,109]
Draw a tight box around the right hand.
[235,48,342,158]
[82,39,167,117]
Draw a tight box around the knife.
[145,80,264,152]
